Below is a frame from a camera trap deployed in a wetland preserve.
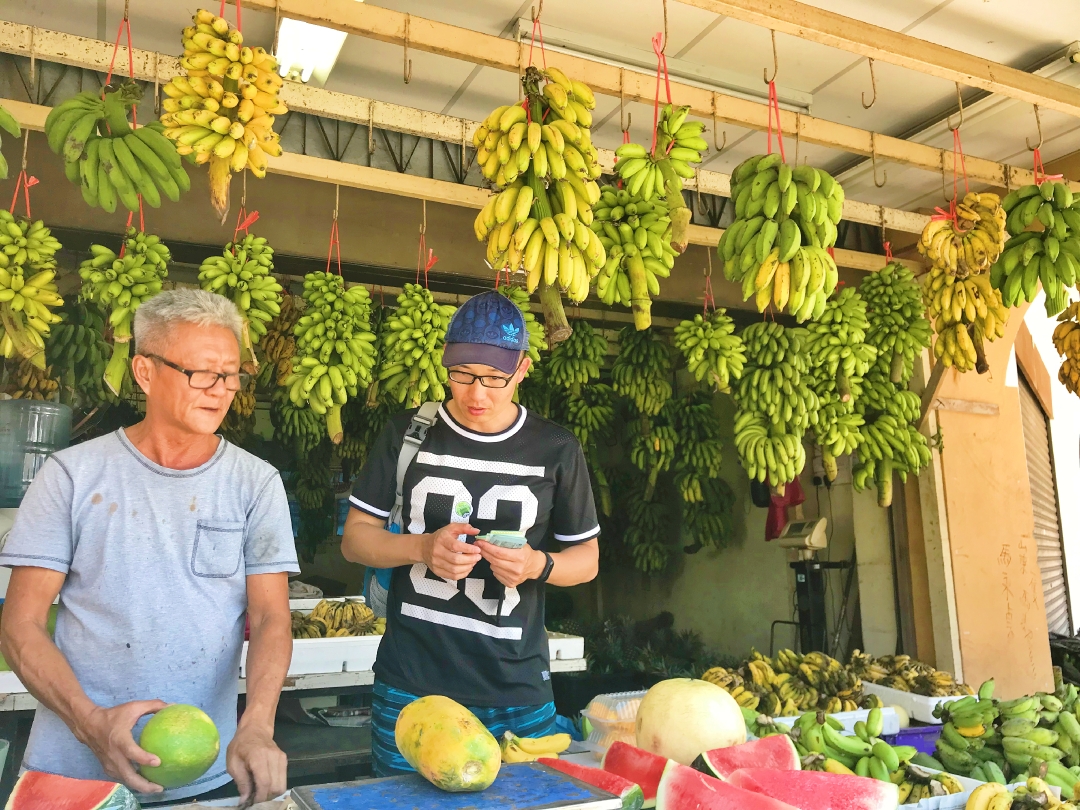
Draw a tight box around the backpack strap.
[387,400,441,529]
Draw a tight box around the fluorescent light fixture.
[516,19,813,112]
[275,16,354,86]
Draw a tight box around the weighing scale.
[290,763,622,810]
[777,518,850,653]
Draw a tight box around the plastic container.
[863,682,955,724]
[883,725,942,756]
[580,690,647,758]
[0,401,71,507]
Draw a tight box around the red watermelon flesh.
[5,771,140,810]
[656,762,802,810]
[693,734,801,780]
[603,741,673,808]
[539,758,644,810]
[727,768,900,810]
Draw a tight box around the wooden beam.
[675,0,1080,120]
[931,397,1000,416]
[221,0,1077,190]
[919,360,949,429]
[1,98,915,273]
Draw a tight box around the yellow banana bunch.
[260,294,302,385]
[376,283,455,408]
[0,212,64,371]
[287,273,377,443]
[162,9,287,217]
[922,267,1007,373]
[500,731,570,763]
[1053,302,1080,396]
[918,192,1007,278]
[4,357,59,401]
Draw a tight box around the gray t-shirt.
[0,429,299,804]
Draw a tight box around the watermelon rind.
[692,735,801,780]
[539,757,644,810]
[6,771,141,810]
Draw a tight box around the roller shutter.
[1018,376,1070,636]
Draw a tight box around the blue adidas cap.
[442,290,529,374]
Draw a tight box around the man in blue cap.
[342,290,600,775]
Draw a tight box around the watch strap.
[538,551,555,583]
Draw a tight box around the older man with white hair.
[0,289,298,805]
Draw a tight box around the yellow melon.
[395,695,501,792]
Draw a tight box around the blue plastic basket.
[883,725,942,756]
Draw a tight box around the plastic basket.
[883,725,942,756]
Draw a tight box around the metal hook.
[619,69,632,134]
[403,14,412,84]
[763,30,778,84]
[712,93,726,153]
[870,132,887,188]
[795,111,801,165]
[1026,104,1043,151]
[946,82,964,132]
[861,58,877,109]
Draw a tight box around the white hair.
[133,288,244,356]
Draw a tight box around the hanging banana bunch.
[673,309,746,394]
[670,390,735,552]
[0,102,22,179]
[563,382,615,515]
[992,182,1080,316]
[1052,302,1080,396]
[718,155,842,319]
[517,360,563,419]
[497,285,546,374]
[160,8,287,218]
[270,387,324,456]
[731,322,816,489]
[377,283,455,408]
[859,262,932,385]
[0,211,64,371]
[917,192,1007,278]
[803,288,877,482]
[286,273,377,443]
[46,302,116,408]
[591,185,674,325]
[853,381,931,507]
[4,357,59,401]
[78,228,169,394]
[45,84,189,213]
[611,327,672,416]
[472,66,602,342]
[622,468,674,574]
[545,320,607,394]
[628,412,677,502]
[198,232,283,366]
[260,294,303,386]
[614,103,708,254]
[922,268,1007,373]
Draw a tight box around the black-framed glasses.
[447,363,520,389]
[145,354,250,391]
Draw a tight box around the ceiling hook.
[763,30,778,84]
[871,132,887,188]
[1026,104,1043,151]
[403,14,413,84]
[620,69,632,134]
[946,82,964,132]
[861,58,877,109]
[712,93,726,153]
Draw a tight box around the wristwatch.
[537,551,555,583]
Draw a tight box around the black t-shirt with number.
[350,403,600,707]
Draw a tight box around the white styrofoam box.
[288,596,365,612]
[901,769,1050,809]
[863,682,955,725]
[0,671,24,693]
[773,706,900,736]
[547,631,585,660]
[241,635,382,678]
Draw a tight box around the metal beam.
[674,0,1080,120]
[220,0,1077,190]
[0,21,931,236]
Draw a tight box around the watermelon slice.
[727,768,900,810]
[5,771,140,810]
[693,734,802,780]
[539,758,644,810]
[656,762,802,810]
[603,741,673,809]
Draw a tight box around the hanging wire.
[1026,104,1043,151]
[794,111,801,165]
[861,58,877,109]
[870,132,887,188]
[763,30,778,84]
[946,82,964,132]
[661,0,669,53]
[403,14,412,84]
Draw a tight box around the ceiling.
[2,0,1080,214]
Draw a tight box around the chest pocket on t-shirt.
[192,520,245,578]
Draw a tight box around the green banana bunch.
[629,416,677,496]
[682,476,736,552]
[47,85,189,213]
[669,391,725,504]
[992,183,1080,315]
[270,387,324,456]
[859,262,932,385]
[922,268,1007,373]
[497,285,546,374]
[288,272,378,442]
[516,360,562,419]
[0,209,62,271]
[564,383,615,448]
[199,232,283,360]
[611,327,672,416]
[853,379,932,507]
[591,185,674,321]
[45,302,116,408]
[673,309,747,394]
[340,399,398,468]
[0,102,21,179]
[376,282,454,408]
[545,320,606,392]
[78,228,169,395]
[731,322,816,487]
[622,468,674,574]
[718,155,843,319]
[473,67,602,309]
